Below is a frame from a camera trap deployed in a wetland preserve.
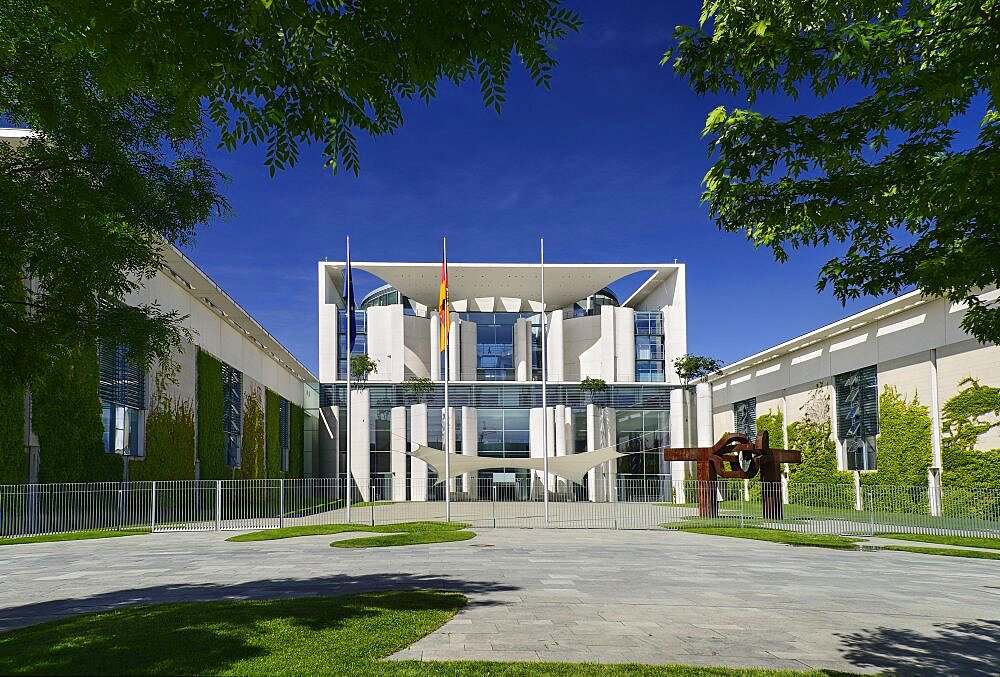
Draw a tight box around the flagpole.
[345,236,352,523]
[541,237,549,523]
[443,237,451,522]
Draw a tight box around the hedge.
[33,345,121,483]
[265,389,282,478]
[196,349,228,480]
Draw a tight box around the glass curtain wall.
[476,408,531,499]
[635,311,666,382]
[338,310,367,380]
[616,409,669,500]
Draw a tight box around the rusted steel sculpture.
[664,431,801,519]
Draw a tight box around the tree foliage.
[1,0,580,385]
[672,354,724,383]
[402,376,435,402]
[350,354,378,385]
[668,1,1000,344]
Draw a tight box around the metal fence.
[1,477,998,539]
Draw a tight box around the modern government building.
[4,113,998,499]
[314,262,694,502]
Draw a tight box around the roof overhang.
[322,261,682,312]
[162,245,316,383]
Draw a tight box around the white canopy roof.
[322,261,681,312]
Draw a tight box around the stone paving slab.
[1,527,999,674]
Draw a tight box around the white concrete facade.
[702,288,1000,491]
[315,260,692,502]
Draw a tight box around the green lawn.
[882,545,1000,561]
[877,533,1000,549]
[226,521,469,542]
[0,528,149,546]
[669,525,863,549]
[332,530,476,548]
[0,591,847,676]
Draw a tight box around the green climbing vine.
[289,402,304,478]
[265,389,282,478]
[131,364,195,481]
[783,386,854,507]
[33,344,121,483]
[860,386,932,488]
[941,378,1000,490]
[196,349,227,480]
[239,386,266,480]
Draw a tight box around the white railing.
[1,477,998,539]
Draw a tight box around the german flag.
[438,247,449,352]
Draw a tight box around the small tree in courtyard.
[673,354,724,384]
[350,355,378,387]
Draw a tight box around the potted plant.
[402,376,434,403]
[350,354,378,387]
[580,377,609,404]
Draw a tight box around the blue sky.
[186,1,899,377]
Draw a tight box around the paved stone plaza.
[1,528,998,674]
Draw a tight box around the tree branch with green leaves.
[667,0,1000,344]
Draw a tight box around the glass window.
[733,397,757,440]
[634,312,665,382]
[222,362,242,467]
[338,310,367,379]
[835,366,878,470]
[615,408,670,493]
[98,342,145,456]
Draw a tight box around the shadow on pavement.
[0,572,519,632]
[838,618,1000,676]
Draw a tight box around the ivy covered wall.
[289,402,304,478]
[34,345,121,483]
[0,383,25,484]
[239,386,266,480]
[941,378,1000,489]
[130,393,196,481]
[196,349,228,481]
[856,386,932,488]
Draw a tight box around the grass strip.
[0,529,150,546]
[882,545,1000,560]
[332,530,476,549]
[226,521,469,542]
[0,590,850,676]
[668,526,862,549]
[877,533,1000,550]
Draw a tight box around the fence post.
[150,481,157,532]
[279,478,285,530]
[868,489,875,536]
[215,480,222,532]
[739,485,745,529]
[613,494,619,530]
[492,486,497,529]
[371,500,375,527]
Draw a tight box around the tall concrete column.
[585,404,618,502]
[669,388,688,503]
[460,322,477,380]
[409,403,428,501]
[448,321,461,381]
[317,405,340,479]
[695,383,714,447]
[547,311,564,381]
[599,305,616,382]
[462,406,478,499]
[350,388,370,502]
[429,316,441,381]
[553,404,568,493]
[614,307,636,383]
[445,406,457,493]
[390,406,407,502]
[514,318,532,381]
[928,348,943,515]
